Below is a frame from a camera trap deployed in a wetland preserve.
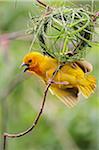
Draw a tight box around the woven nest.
[28,6,95,63]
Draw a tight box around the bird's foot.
[47,79,69,85]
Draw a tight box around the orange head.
[21,52,44,73]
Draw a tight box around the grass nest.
[28,6,96,63]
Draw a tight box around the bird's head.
[21,52,44,72]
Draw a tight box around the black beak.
[20,63,29,72]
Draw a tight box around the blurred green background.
[0,0,99,150]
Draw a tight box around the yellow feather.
[50,87,79,108]
[22,52,96,107]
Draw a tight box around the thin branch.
[36,0,47,8]
[0,31,25,41]
[93,11,99,22]
[3,64,62,150]
[0,74,28,102]
[0,98,9,150]
[0,74,28,149]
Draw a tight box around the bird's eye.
[28,59,32,63]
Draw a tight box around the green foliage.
[28,5,95,62]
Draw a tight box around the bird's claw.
[47,79,69,85]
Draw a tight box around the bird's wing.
[75,60,93,73]
[50,86,79,108]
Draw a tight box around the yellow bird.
[21,52,96,108]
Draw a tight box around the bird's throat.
[29,66,43,76]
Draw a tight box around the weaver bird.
[21,52,96,108]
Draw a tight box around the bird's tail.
[78,75,96,98]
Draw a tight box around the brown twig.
[0,31,25,41]
[0,74,28,150]
[93,11,99,22]
[36,0,47,8]
[3,64,62,150]
[0,31,34,42]
[0,74,28,102]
